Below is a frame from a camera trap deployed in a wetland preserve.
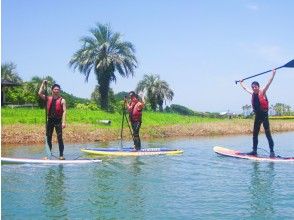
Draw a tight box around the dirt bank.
[2,120,294,145]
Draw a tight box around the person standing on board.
[38,80,67,160]
[127,91,145,150]
[239,69,276,157]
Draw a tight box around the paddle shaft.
[235,65,284,84]
[120,97,135,147]
[44,82,51,157]
[120,98,127,147]
[44,82,48,130]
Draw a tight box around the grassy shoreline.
[2,108,294,145]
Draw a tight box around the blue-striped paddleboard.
[81,147,183,156]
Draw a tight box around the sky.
[2,0,294,113]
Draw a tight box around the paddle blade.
[283,59,294,68]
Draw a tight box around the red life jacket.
[128,101,143,122]
[251,91,269,111]
[47,96,64,118]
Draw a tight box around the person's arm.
[262,69,276,94]
[240,80,253,95]
[61,99,66,128]
[38,80,47,100]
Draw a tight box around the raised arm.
[239,80,253,95]
[38,80,47,100]
[262,69,276,94]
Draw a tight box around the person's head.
[51,84,61,95]
[129,91,138,101]
[251,81,260,94]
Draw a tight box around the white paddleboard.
[1,157,101,164]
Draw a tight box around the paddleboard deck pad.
[1,157,101,164]
[81,147,183,156]
[213,146,294,162]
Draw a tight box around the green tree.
[69,23,137,111]
[30,76,55,107]
[241,104,252,117]
[1,62,23,83]
[91,85,116,112]
[154,80,174,112]
[136,74,174,111]
[273,103,292,116]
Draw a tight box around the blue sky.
[2,0,294,112]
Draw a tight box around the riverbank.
[2,119,294,145]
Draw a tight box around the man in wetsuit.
[127,91,145,150]
[38,80,67,159]
[239,69,276,158]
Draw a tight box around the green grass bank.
[2,108,294,145]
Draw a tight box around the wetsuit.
[252,93,274,153]
[128,102,143,150]
[47,97,64,157]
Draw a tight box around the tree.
[69,23,137,111]
[154,80,174,112]
[30,76,55,107]
[273,103,292,116]
[1,62,23,83]
[242,104,252,117]
[136,74,174,111]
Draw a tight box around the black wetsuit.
[252,93,274,152]
[129,104,142,150]
[47,97,64,157]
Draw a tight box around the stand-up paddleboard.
[213,146,294,162]
[81,147,183,156]
[1,157,102,164]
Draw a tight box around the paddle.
[235,59,294,84]
[120,97,127,148]
[44,81,52,158]
[120,96,136,148]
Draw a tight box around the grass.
[2,108,294,145]
[1,107,221,128]
[269,115,294,120]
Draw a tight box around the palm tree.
[136,74,174,111]
[69,23,137,110]
[154,80,174,112]
[30,76,55,107]
[1,62,23,106]
[1,62,23,83]
[136,74,159,111]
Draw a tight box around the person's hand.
[138,91,146,102]
[62,123,66,129]
[272,69,276,75]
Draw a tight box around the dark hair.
[129,91,138,98]
[251,81,260,87]
[51,84,61,90]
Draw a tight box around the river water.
[2,132,294,219]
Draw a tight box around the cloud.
[255,45,283,62]
[239,42,285,63]
[246,3,259,11]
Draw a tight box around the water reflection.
[125,158,145,217]
[88,158,145,219]
[43,165,68,219]
[249,163,275,218]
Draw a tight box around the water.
[2,132,294,219]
